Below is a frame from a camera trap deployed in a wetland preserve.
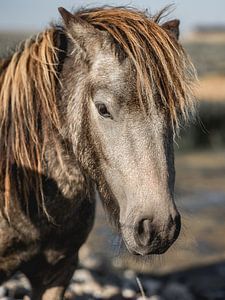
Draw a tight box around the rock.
[188,271,225,299]
[149,296,163,300]
[2,273,31,299]
[122,288,136,298]
[82,281,103,296]
[11,286,30,298]
[141,278,161,296]
[101,285,120,298]
[196,287,225,300]
[81,255,104,271]
[137,296,163,300]
[67,281,82,295]
[123,270,136,280]
[64,289,75,300]
[122,270,138,292]
[161,282,194,300]
[217,264,225,276]
[3,283,29,299]
[73,269,94,283]
[0,286,7,297]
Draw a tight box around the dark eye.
[95,102,112,118]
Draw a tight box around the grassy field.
[184,41,225,77]
[0,31,35,57]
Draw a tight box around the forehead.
[89,48,167,122]
[90,50,135,96]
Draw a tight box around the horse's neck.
[44,135,90,200]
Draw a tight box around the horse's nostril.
[138,219,150,235]
[135,218,155,247]
[174,213,181,226]
[173,213,181,239]
[132,213,181,255]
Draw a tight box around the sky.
[0,0,225,35]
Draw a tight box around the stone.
[141,278,161,296]
[82,281,103,296]
[149,296,163,300]
[123,270,136,280]
[2,273,30,300]
[161,282,194,300]
[122,288,136,298]
[68,282,85,295]
[73,269,94,283]
[136,296,163,300]
[0,286,7,297]
[81,255,104,271]
[122,270,138,292]
[101,285,120,298]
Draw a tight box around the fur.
[0,6,196,299]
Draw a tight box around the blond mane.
[76,7,196,125]
[0,29,60,218]
[0,7,196,218]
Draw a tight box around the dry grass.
[195,75,225,102]
[184,32,225,44]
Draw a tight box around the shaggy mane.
[75,6,196,125]
[0,6,196,218]
[0,29,60,218]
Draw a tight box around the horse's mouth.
[121,222,180,256]
[124,238,176,256]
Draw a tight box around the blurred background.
[0,1,225,299]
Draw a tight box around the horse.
[0,6,196,300]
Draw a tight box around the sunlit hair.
[76,6,196,126]
[0,29,60,219]
[0,6,196,219]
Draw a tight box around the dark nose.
[172,213,181,241]
[135,218,155,247]
[134,213,181,255]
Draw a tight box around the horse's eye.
[95,103,112,118]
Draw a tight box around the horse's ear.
[58,7,75,27]
[58,6,99,42]
[162,19,180,40]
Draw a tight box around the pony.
[0,6,196,300]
